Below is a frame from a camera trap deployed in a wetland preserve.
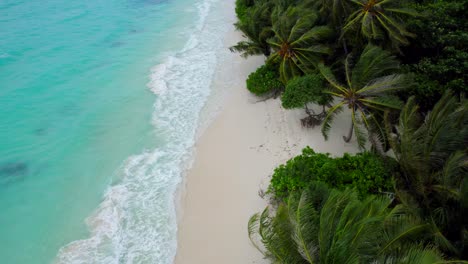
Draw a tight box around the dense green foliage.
[234,0,468,261]
[388,90,468,258]
[268,147,394,200]
[246,64,283,96]
[250,182,445,263]
[401,0,468,111]
[281,74,331,109]
[232,0,466,115]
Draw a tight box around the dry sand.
[174,3,359,263]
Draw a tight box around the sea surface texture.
[0,0,227,263]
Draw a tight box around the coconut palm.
[230,2,274,57]
[343,0,417,48]
[387,91,468,258]
[248,182,445,263]
[318,45,408,149]
[268,8,333,83]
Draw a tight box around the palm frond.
[289,189,321,263]
[319,189,358,262]
[321,101,345,140]
[342,0,417,47]
[357,74,408,95]
[248,212,267,255]
[379,245,444,264]
[291,26,334,47]
[317,63,348,93]
[351,45,400,89]
[229,41,265,58]
[352,107,368,149]
[391,90,467,256]
[361,96,403,110]
[437,151,467,198]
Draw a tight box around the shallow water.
[0,0,228,263]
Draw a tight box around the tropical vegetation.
[246,64,284,96]
[281,74,332,126]
[231,1,274,57]
[342,0,418,49]
[268,147,394,200]
[387,90,468,258]
[318,44,408,148]
[231,0,467,262]
[250,182,446,263]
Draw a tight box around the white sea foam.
[55,0,228,263]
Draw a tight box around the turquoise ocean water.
[0,0,228,263]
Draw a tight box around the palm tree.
[387,91,468,258]
[318,45,408,149]
[268,8,333,83]
[343,0,417,48]
[230,2,274,57]
[248,182,445,263]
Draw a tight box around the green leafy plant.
[281,74,332,127]
[246,64,284,96]
[281,74,331,109]
[268,147,395,200]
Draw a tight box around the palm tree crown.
[343,0,417,48]
[268,8,333,83]
[319,45,408,149]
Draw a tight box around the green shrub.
[281,74,331,109]
[268,147,395,200]
[246,64,283,96]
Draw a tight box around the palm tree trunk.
[343,120,353,142]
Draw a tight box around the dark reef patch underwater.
[0,162,28,182]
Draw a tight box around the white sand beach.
[174,2,359,263]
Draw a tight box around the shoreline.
[174,2,359,262]
[55,0,236,263]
